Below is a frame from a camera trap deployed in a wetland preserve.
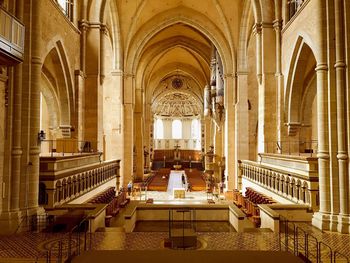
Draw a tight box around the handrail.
[307,234,318,262]
[42,216,92,263]
[295,226,307,257]
[40,139,100,157]
[318,241,332,263]
[262,140,318,157]
[279,216,349,263]
[15,213,51,233]
[334,251,350,263]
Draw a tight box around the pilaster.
[224,73,236,190]
[312,63,331,231]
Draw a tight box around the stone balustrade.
[39,154,120,207]
[238,157,319,211]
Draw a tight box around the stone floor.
[0,191,350,263]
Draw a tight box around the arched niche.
[285,38,317,153]
[40,44,73,145]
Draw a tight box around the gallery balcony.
[0,6,25,64]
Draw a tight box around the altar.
[173,187,186,199]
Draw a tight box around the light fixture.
[38,130,46,141]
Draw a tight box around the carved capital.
[253,23,262,35]
[273,19,282,31]
[79,20,89,31]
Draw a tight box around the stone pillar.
[100,24,107,85]
[334,0,349,233]
[134,85,144,181]
[107,70,123,160]
[74,70,85,143]
[0,68,8,215]
[26,0,42,211]
[224,74,236,190]
[273,19,286,149]
[85,23,102,152]
[122,74,134,187]
[235,71,249,163]
[254,23,264,153]
[143,103,152,167]
[79,20,88,73]
[256,22,277,153]
[312,64,331,230]
[134,111,144,181]
[254,23,262,85]
[8,0,24,214]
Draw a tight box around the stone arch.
[237,0,254,71]
[139,39,210,90]
[285,38,317,143]
[55,180,62,203]
[41,41,74,140]
[125,6,233,75]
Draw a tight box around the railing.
[40,139,100,157]
[16,213,53,233]
[263,140,318,157]
[279,216,349,263]
[239,160,318,209]
[51,160,119,207]
[0,5,25,62]
[34,217,93,263]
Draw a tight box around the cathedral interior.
[0,0,350,262]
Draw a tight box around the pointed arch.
[285,37,317,134]
[125,6,233,75]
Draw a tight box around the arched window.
[154,119,164,139]
[191,119,200,139]
[172,119,182,139]
[57,0,66,9]
[56,0,74,21]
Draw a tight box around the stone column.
[79,20,88,73]
[0,68,8,215]
[224,74,236,190]
[235,71,249,160]
[122,74,134,187]
[9,0,24,213]
[100,24,107,85]
[27,0,42,210]
[312,64,331,230]
[254,23,264,153]
[143,103,152,167]
[134,84,144,181]
[256,22,277,153]
[254,23,262,85]
[273,19,285,149]
[85,23,102,152]
[75,70,85,143]
[334,0,349,233]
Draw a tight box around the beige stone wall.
[282,1,321,84]
[40,1,80,71]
